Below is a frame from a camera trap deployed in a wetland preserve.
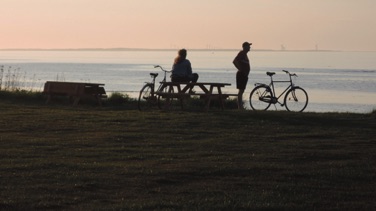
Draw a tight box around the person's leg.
[236,72,247,110]
[237,89,244,109]
[188,74,199,93]
[191,73,199,83]
[172,76,187,82]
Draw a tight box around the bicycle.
[249,70,308,112]
[138,65,172,111]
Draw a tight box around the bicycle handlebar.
[283,70,298,77]
[154,65,171,73]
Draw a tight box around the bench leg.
[45,95,52,104]
[73,96,80,106]
[95,95,103,106]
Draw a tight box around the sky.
[1,0,376,51]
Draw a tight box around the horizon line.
[0,47,370,52]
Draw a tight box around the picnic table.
[43,81,107,106]
[156,82,234,110]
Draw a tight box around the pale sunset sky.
[1,0,375,51]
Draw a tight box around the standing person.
[171,49,199,83]
[233,42,252,109]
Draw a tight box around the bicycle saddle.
[150,73,158,77]
[266,72,275,76]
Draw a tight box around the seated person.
[171,49,199,83]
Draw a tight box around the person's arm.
[233,51,245,70]
[233,58,240,70]
[186,60,193,75]
[172,63,178,75]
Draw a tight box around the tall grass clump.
[0,65,44,103]
[0,65,41,92]
[0,65,24,91]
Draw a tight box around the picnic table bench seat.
[156,82,233,110]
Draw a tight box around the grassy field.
[0,93,375,210]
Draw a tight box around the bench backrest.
[43,82,85,95]
[43,81,106,96]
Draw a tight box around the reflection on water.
[309,89,376,105]
[305,103,375,114]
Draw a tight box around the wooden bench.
[43,81,107,106]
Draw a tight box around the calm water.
[1,50,375,113]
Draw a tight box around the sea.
[0,50,375,113]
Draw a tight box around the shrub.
[107,92,132,105]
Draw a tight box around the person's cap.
[242,42,252,47]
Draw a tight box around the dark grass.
[0,91,375,210]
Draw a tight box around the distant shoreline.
[0,48,365,52]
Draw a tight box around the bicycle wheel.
[138,84,156,111]
[249,85,272,111]
[284,87,308,112]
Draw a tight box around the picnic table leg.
[161,85,176,110]
[205,86,214,111]
[177,85,184,110]
[165,86,173,109]
[45,94,52,104]
[179,96,184,110]
[217,86,225,110]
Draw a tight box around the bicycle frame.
[250,70,308,112]
[256,70,296,106]
[144,65,170,96]
[155,65,170,91]
[138,65,171,111]
[147,74,157,95]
